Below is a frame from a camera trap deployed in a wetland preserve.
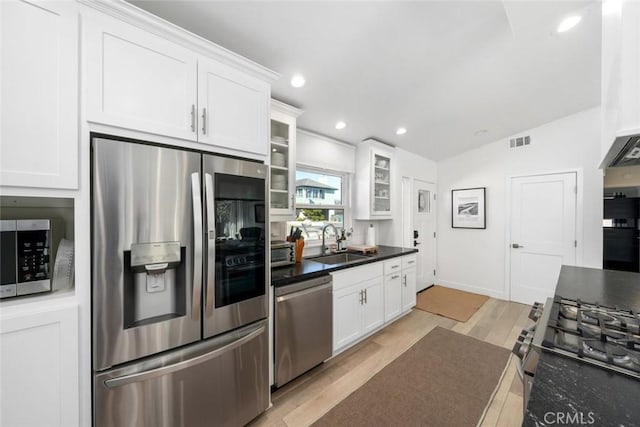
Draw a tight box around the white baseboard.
[437,280,506,300]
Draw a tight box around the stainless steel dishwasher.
[275,275,333,388]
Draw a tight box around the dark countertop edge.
[270,245,418,287]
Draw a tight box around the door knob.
[512,243,524,249]
[414,240,421,247]
[413,230,419,239]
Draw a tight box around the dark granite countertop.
[271,245,418,287]
[524,266,640,427]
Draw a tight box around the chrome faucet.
[321,223,339,255]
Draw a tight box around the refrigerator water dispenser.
[124,241,185,327]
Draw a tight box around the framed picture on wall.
[451,187,486,229]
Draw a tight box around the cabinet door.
[361,277,384,335]
[85,12,198,141]
[1,0,78,189]
[198,59,269,156]
[384,273,402,322]
[402,268,417,313]
[333,285,362,352]
[371,151,392,217]
[269,108,296,217]
[1,302,79,427]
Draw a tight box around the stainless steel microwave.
[271,242,295,267]
[0,219,52,298]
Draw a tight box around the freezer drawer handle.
[191,173,203,320]
[104,324,265,389]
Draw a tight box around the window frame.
[291,165,351,247]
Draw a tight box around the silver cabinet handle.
[391,274,400,280]
[202,108,207,135]
[190,104,196,132]
[104,324,265,388]
[407,260,415,264]
[391,264,400,269]
[204,173,215,314]
[512,243,524,249]
[364,288,367,304]
[403,275,407,287]
[191,173,203,320]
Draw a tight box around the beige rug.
[312,327,510,427]
[415,285,489,322]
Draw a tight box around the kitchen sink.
[308,252,371,265]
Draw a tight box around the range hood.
[601,131,640,168]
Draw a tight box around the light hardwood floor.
[250,297,531,427]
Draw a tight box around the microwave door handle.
[204,173,215,315]
[191,172,203,320]
[104,324,265,389]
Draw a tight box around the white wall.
[375,147,437,247]
[436,107,603,300]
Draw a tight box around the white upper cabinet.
[601,1,640,155]
[198,59,269,156]
[269,100,303,218]
[355,139,395,220]
[1,0,78,189]
[84,5,274,157]
[618,1,640,133]
[85,12,198,141]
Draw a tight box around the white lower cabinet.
[383,257,403,322]
[401,255,418,312]
[402,265,417,313]
[332,255,417,354]
[332,262,384,353]
[361,278,384,335]
[1,300,79,427]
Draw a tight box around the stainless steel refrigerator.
[91,135,269,427]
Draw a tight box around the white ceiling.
[129,0,601,161]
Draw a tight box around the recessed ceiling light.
[335,121,347,130]
[396,127,407,135]
[557,16,582,33]
[474,129,488,136]
[290,74,306,88]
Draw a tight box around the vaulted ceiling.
[130,0,601,161]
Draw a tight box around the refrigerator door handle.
[204,173,215,314]
[191,172,203,320]
[103,324,265,389]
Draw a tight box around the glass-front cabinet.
[355,139,395,219]
[269,100,303,218]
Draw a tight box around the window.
[286,167,348,243]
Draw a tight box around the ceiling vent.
[509,135,531,148]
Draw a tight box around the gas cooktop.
[540,297,640,379]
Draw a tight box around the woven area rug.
[312,327,510,427]
[415,285,489,322]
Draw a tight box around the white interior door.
[509,172,577,304]
[402,178,436,292]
